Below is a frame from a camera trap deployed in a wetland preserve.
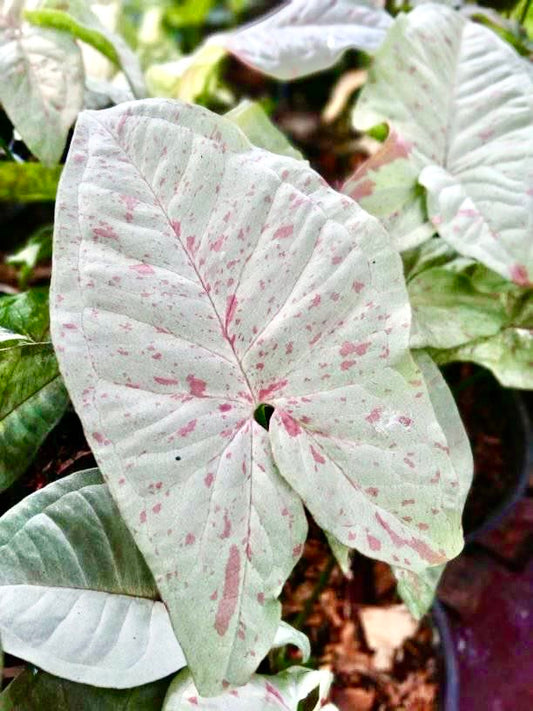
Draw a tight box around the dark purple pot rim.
[464,389,532,543]
[432,600,460,711]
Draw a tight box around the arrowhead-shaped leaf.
[353,4,533,283]
[0,6,84,165]
[162,667,335,711]
[0,467,187,687]
[217,0,392,80]
[0,667,172,710]
[0,289,69,492]
[51,99,471,694]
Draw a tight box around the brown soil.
[279,520,439,711]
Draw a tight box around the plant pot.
[442,364,532,542]
[432,600,460,711]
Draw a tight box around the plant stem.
[293,554,336,631]
[520,0,532,25]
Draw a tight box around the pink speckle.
[187,696,198,705]
[310,294,321,308]
[220,511,232,539]
[510,264,531,287]
[348,178,374,201]
[171,220,181,238]
[151,352,162,360]
[93,224,118,240]
[92,431,106,444]
[340,341,371,357]
[274,224,294,240]
[140,511,147,524]
[367,534,381,551]
[341,360,355,371]
[187,374,207,397]
[265,682,286,705]
[279,411,302,437]
[225,294,238,329]
[186,235,196,253]
[215,545,241,636]
[258,379,287,402]
[285,342,293,355]
[204,473,214,488]
[352,281,365,293]
[257,592,265,605]
[366,487,379,497]
[292,544,303,558]
[219,403,232,412]
[310,445,326,464]
[179,419,197,437]
[365,407,382,424]
[212,234,226,252]
[129,263,155,276]
[63,322,77,330]
[185,533,195,545]
[398,415,412,427]
[154,376,179,386]
[152,503,162,514]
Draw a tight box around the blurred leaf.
[0,163,61,202]
[164,0,216,28]
[6,225,53,288]
[226,100,303,160]
[145,43,226,102]
[0,667,171,710]
[0,2,84,166]
[0,289,69,492]
[40,0,147,98]
[24,8,122,65]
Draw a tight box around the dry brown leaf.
[322,69,368,124]
[359,604,418,671]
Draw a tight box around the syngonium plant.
[199,0,533,390]
[48,97,473,696]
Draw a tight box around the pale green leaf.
[145,43,226,103]
[0,289,69,492]
[353,4,533,283]
[393,565,445,619]
[341,129,434,250]
[0,163,61,201]
[6,224,53,287]
[429,328,533,389]
[162,667,334,711]
[0,15,84,165]
[0,468,187,687]
[226,100,303,161]
[0,667,171,710]
[272,622,310,663]
[51,99,470,695]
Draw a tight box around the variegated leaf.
[51,99,471,694]
[352,4,533,283]
[162,667,335,711]
[216,0,392,80]
[0,3,84,165]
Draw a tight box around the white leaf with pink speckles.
[162,667,335,710]
[215,0,392,80]
[353,4,533,285]
[51,98,470,695]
